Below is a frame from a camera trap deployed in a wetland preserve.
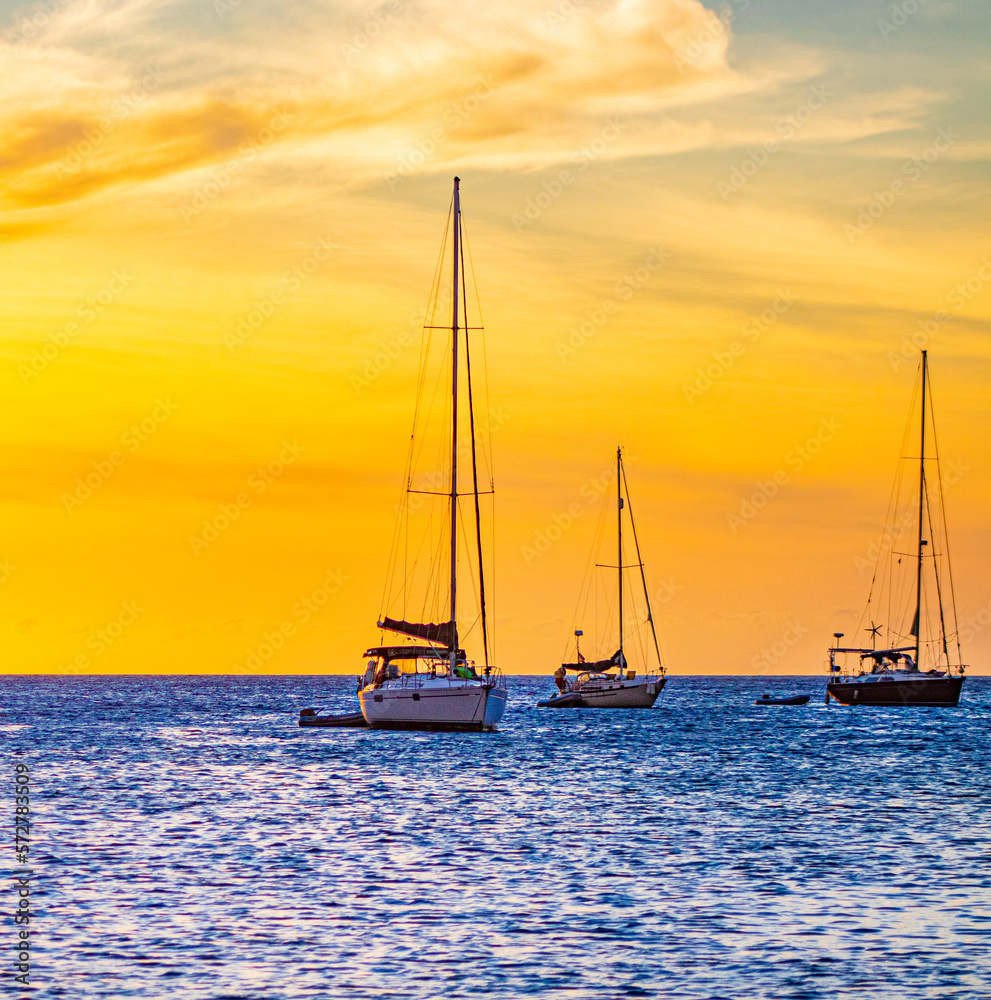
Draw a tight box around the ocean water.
[3,674,990,1000]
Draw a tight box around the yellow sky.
[2,0,989,675]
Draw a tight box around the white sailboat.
[357,178,507,731]
[539,448,667,709]
[827,351,967,707]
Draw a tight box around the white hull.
[544,675,665,709]
[359,677,507,731]
[577,678,664,708]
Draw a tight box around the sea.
[3,674,989,1000]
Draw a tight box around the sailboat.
[538,448,667,709]
[357,178,508,731]
[827,351,966,707]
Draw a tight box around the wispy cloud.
[0,0,749,209]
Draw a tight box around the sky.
[2,0,989,677]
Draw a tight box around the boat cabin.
[361,645,476,688]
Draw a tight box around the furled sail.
[378,617,458,648]
[562,648,627,673]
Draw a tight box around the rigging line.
[409,202,452,479]
[597,568,620,659]
[923,382,950,664]
[926,486,950,663]
[456,495,483,643]
[866,362,922,616]
[863,362,922,647]
[383,200,452,620]
[462,219,489,666]
[409,489,495,496]
[398,498,433,620]
[461,219,494,489]
[568,474,610,662]
[388,490,440,625]
[409,224,455,494]
[621,458,664,673]
[397,518,435,614]
[400,360,449,617]
[410,332,454,499]
[927,369,963,667]
[419,501,449,627]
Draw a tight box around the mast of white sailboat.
[914,350,927,670]
[449,178,461,674]
[617,446,624,666]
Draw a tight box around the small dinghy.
[754,693,810,706]
[536,692,585,709]
[298,709,368,728]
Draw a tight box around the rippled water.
[4,674,990,999]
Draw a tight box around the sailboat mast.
[914,350,927,669]
[617,446,624,664]
[449,178,461,673]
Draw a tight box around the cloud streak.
[2,0,961,222]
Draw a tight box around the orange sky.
[2,0,989,675]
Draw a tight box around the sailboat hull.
[358,679,507,731]
[827,675,963,707]
[541,676,665,709]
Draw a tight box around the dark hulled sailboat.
[827,351,966,707]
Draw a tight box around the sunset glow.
[3,0,989,675]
